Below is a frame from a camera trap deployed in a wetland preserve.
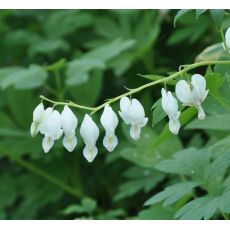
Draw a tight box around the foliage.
[1,9,230,220]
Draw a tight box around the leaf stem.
[40,60,230,115]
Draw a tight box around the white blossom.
[225,26,230,50]
[42,110,63,153]
[175,74,208,120]
[61,106,78,152]
[118,97,148,140]
[80,114,99,163]
[161,88,180,135]
[100,105,118,152]
[30,103,44,137]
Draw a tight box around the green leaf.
[196,9,208,19]
[175,197,216,220]
[81,197,97,214]
[0,65,48,90]
[174,9,191,27]
[62,204,84,215]
[136,205,174,220]
[155,148,211,179]
[186,114,230,130]
[144,181,200,207]
[210,10,225,28]
[151,98,167,127]
[219,190,230,213]
[195,43,224,62]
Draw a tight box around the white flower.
[118,97,148,140]
[38,107,53,135]
[161,88,180,135]
[30,103,44,137]
[175,74,209,120]
[225,27,230,49]
[100,105,118,152]
[42,110,63,153]
[61,106,78,152]
[80,114,99,163]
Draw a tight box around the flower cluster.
[31,73,208,162]
[161,74,208,134]
[30,97,148,162]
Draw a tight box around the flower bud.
[30,103,44,137]
[100,105,118,152]
[42,110,63,153]
[119,97,148,140]
[161,88,180,135]
[176,74,208,120]
[80,114,99,162]
[61,106,78,152]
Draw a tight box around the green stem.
[54,70,64,101]
[15,158,83,199]
[40,60,230,114]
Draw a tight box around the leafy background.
[0,9,230,220]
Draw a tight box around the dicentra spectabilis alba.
[161,88,181,135]
[61,106,78,152]
[225,26,230,50]
[175,74,209,120]
[80,114,99,163]
[118,97,148,140]
[42,110,63,153]
[100,105,118,152]
[30,103,44,137]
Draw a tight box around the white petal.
[100,105,118,135]
[161,89,179,118]
[120,96,131,115]
[63,135,77,152]
[33,103,44,123]
[197,105,206,120]
[140,117,148,127]
[130,124,141,140]
[30,122,39,137]
[191,74,208,103]
[39,107,53,134]
[42,136,54,153]
[169,118,180,135]
[129,99,145,124]
[61,106,78,136]
[80,114,99,146]
[54,129,63,140]
[45,110,62,138]
[103,134,118,152]
[118,111,130,125]
[83,145,98,163]
[225,27,230,49]
[175,80,194,105]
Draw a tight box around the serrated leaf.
[155,148,211,179]
[186,114,230,130]
[144,181,200,207]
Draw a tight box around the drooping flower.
[225,26,230,50]
[61,106,78,152]
[42,110,63,153]
[175,74,209,120]
[80,114,99,163]
[161,88,180,135]
[30,103,44,137]
[100,105,118,152]
[118,97,148,140]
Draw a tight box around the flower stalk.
[40,60,230,115]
